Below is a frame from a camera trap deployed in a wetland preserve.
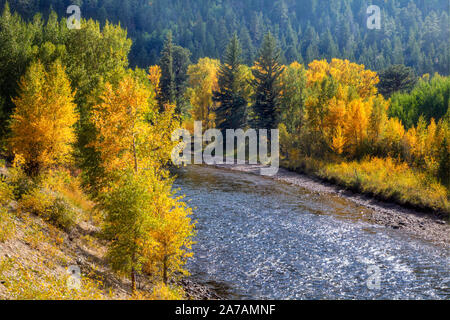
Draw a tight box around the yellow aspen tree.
[93,74,195,293]
[91,75,177,180]
[10,61,78,176]
[344,99,371,156]
[304,59,385,157]
[148,65,162,98]
[382,117,406,156]
[143,190,195,284]
[186,57,220,130]
[331,126,345,155]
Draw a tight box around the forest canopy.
[1,0,449,75]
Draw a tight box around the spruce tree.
[159,32,176,107]
[377,65,418,98]
[213,34,247,131]
[250,32,284,129]
[158,32,191,114]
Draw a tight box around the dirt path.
[211,164,450,247]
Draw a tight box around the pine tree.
[159,32,176,108]
[377,65,418,98]
[213,34,248,131]
[250,32,284,129]
[172,45,191,114]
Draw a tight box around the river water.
[174,165,449,300]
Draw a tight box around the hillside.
[0,165,216,300]
[1,0,449,75]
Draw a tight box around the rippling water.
[174,165,450,300]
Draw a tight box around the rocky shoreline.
[210,164,450,247]
[179,278,225,300]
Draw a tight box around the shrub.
[146,282,184,300]
[0,179,12,206]
[7,163,35,200]
[18,188,77,231]
[319,157,449,214]
[0,257,105,300]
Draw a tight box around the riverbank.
[0,165,219,300]
[0,200,219,300]
[210,164,450,247]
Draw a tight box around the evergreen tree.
[159,32,176,108]
[378,64,418,98]
[213,34,248,131]
[250,32,284,129]
[158,32,191,114]
[172,45,191,115]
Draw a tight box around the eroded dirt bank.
[210,164,450,247]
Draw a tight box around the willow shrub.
[318,157,449,214]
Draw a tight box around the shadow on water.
[175,165,450,300]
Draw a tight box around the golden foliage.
[92,75,178,180]
[142,191,195,284]
[148,282,184,300]
[0,208,15,242]
[320,157,449,212]
[0,257,106,300]
[148,65,162,97]
[9,61,78,176]
[186,57,220,130]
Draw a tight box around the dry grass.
[318,157,450,214]
[282,156,449,215]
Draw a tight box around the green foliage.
[389,74,450,128]
[101,170,156,291]
[279,62,307,134]
[19,189,77,231]
[0,2,37,136]
[213,34,248,131]
[250,32,284,129]
[159,32,191,114]
[159,32,176,107]
[0,176,12,205]
[377,65,417,98]
[7,161,35,200]
[17,171,81,231]
[0,4,132,187]
[3,0,448,76]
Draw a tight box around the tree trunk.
[131,268,136,293]
[163,256,168,285]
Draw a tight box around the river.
[174,165,449,300]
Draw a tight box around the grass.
[283,156,450,216]
[0,208,15,242]
[0,256,106,300]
